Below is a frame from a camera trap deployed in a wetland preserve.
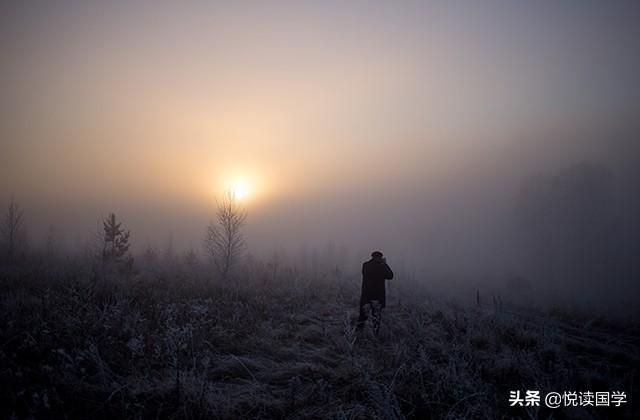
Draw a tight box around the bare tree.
[1,197,25,262]
[164,232,175,262]
[44,224,57,259]
[203,190,247,281]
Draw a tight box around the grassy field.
[1,259,638,419]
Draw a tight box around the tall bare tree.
[1,197,25,262]
[204,190,247,281]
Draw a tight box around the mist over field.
[1,1,639,418]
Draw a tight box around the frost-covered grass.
[1,259,638,419]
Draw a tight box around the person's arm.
[384,264,394,280]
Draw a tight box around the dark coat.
[360,259,394,307]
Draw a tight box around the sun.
[227,179,252,201]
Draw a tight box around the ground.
[1,260,638,419]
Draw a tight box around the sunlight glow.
[227,179,252,201]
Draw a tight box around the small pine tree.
[102,213,132,267]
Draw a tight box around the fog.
[2,1,640,301]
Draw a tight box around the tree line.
[0,190,248,282]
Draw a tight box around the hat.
[371,251,383,258]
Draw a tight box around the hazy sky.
[1,1,639,268]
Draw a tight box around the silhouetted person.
[356,251,394,335]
